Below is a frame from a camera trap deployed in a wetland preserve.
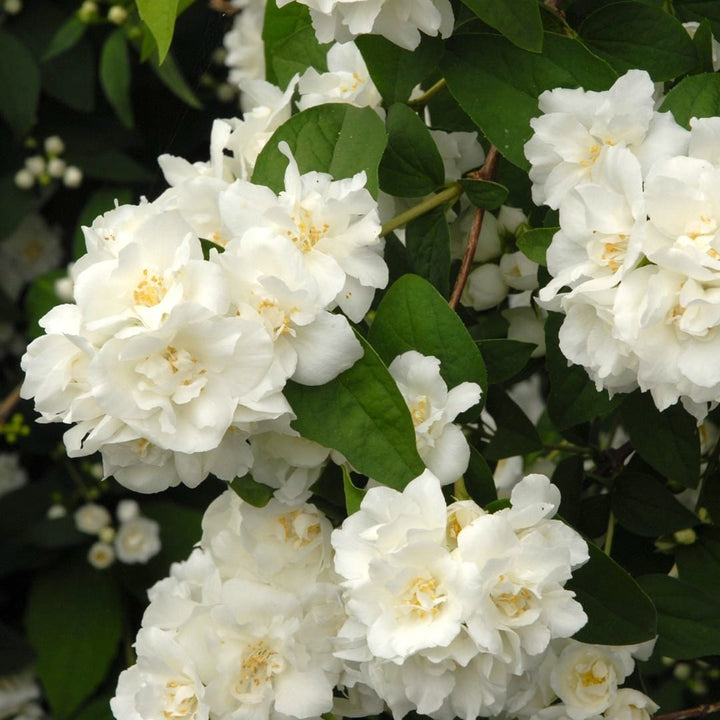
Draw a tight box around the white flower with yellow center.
[115,516,161,564]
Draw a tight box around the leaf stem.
[448,146,501,310]
[408,78,447,109]
[380,182,463,237]
[654,701,720,720]
[603,511,615,556]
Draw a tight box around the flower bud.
[461,263,509,311]
[43,135,65,155]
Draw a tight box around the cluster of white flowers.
[20,134,385,493]
[0,667,45,720]
[526,68,720,420]
[14,135,82,190]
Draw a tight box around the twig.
[448,146,500,310]
[654,701,720,720]
[380,183,463,237]
[408,79,447,109]
[0,383,21,425]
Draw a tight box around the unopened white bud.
[24,155,45,176]
[497,205,527,236]
[108,5,127,24]
[3,0,23,15]
[54,275,74,302]
[216,82,237,103]
[88,541,115,569]
[43,135,65,155]
[14,168,34,189]
[47,157,67,178]
[98,525,116,543]
[46,503,66,519]
[78,1,98,22]
[499,250,539,291]
[75,502,112,534]
[63,165,83,188]
[461,263,509,311]
[503,306,546,357]
[116,498,139,523]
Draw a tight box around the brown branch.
[209,0,242,15]
[448,146,501,310]
[654,701,720,720]
[0,383,21,425]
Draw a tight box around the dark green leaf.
[0,622,35,675]
[638,574,720,659]
[0,29,40,137]
[460,0,543,52]
[285,334,425,490]
[621,391,700,489]
[459,179,509,210]
[73,188,134,260]
[660,72,720,128]
[442,33,617,169]
[569,542,657,645]
[676,1,720,40]
[545,312,623,430]
[368,274,487,394]
[100,30,134,128]
[405,208,451,298]
[464,445,497,506]
[141,502,203,565]
[690,18,715,73]
[73,151,153,183]
[41,37,96,113]
[230,474,274,507]
[552,455,585,526]
[25,270,65,340]
[675,527,720,598]
[580,2,697,81]
[150,51,202,109]
[22,516,85,548]
[263,0,330,87]
[342,465,366,515]
[612,472,699,537]
[26,557,122,719]
[517,227,557,266]
[252,104,387,197]
[41,15,86,62]
[74,696,114,720]
[356,34,444,105]
[137,0,179,64]
[483,386,543,461]
[0,175,33,238]
[478,338,536,384]
[379,103,445,197]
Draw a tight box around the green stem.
[408,78,447,109]
[543,442,591,455]
[604,511,615,556]
[380,182,463,237]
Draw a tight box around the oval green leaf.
[137,0,179,64]
[660,72,720,128]
[0,29,40,137]
[460,0,543,52]
[99,30,133,128]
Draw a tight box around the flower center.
[410,396,430,426]
[134,268,168,307]
[578,660,610,688]
[290,209,329,253]
[233,642,284,698]
[256,298,296,340]
[277,510,321,548]
[492,587,534,619]
[163,679,198,719]
[402,576,446,620]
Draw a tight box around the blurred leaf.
[342,465,366,515]
[263,0,329,87]
[285,334,425,490]
[42,15,86,62]
[569,542,657,645]
[0,29,40,137]
[74,696,114,720]
[621,391,700,489]
[379,103,445,197]
[74,151,153,183]
[100,30,134,128]
[552,455,585,526]
[459,179,509,210]
[442,33,617,169]
[73,187,134,260]
[25,270,65,340]
[0,175,33,238]
[0,622,35,675]
[675,527,720,598]
[464,445,497,506]
[368,274,487,395]
[141,502,202,566]
[356,34,444,105]
[22,516,85,548]
[149,51,202,109]
[580,2,697,80]
[612,472,699,536]
[137,0,179,64]
[230,474,274,507]
[483,386,543,461]
[517,227,557,266]
[638,574,720,659]
[42,37,96,113]
[252,104,387,197]
[26,556,122,720]
[405,209,451,298]
[460,0,543,52]
[478,338,536,384]
[660,72,720,128]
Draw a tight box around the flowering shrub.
[2,3,720,720]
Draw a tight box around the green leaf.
[545,312,623,430]
[100,30,134,128]
[0,29,40,137]
[284,334,425,490]
[675,527,720,598]
[0,622,35,675]
[611,472,699,537]
[483,386,543,461]
[26,557,122,719]
[460,0,543,52]
[442,33,617,169]
[459,179,509,210]
[252,104,387,198]
[41,37,96,113]
[74,696,114,720]
[0,175,34,238]
[355,34,444,106]
[405,209,451,298]
[137,0,179,64]
[464,445,498,506]
[230,474,274,507]
[149,51,202,109]
[676,0,720,40]
[368,274,487,394]
[580,2,697,81]
[690,18,715,73]
[73,150,153,183]
[478,338,536,384]
[379,103,445,197]
[660,72,720,128]
[569,542,657,645]
[638,574,720,659]
[342,465,366,515]
[263,0,330,87]
[41,15,86,62]
[25,270,65,340]
[517,226,557,266]
[73,187,134,260]
[621,391,700,489]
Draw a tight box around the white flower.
[116,499,140,522]
[603,688,658,720]
[278,0,454,50]
[297,42,381,112]
[75,502,112,534]
[0,453,27,498]
[115,517,161,564]
[500,251,539,291]
[0,668,41,720]
[461,263,509,311]
[388,351,481,485]
[503,306,546,357]
[224,0,266,86]
[88,541,116,569]
[430,130,485,181]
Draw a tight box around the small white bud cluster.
[14,136,83,190]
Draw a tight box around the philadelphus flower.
[388,351,481,484]
[115,516,161,563]
[278,0,454,50]
[331,471,589,720]
[75,502,112,535]
[223,0,266,86]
